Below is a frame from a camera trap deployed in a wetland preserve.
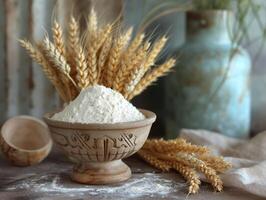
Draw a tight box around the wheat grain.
[126,58,176,100]
[52,20,65,56]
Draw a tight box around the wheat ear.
[19,40,68,102]
[175,153,223,192]
[88,8,97,34]
[122,42,151,95]
[138,149,171,172]
[76,45,89,89]
[126,58,176,100]
[52,20,65,56]
[42,37,77,84]
[67,16,80,80]
[113,37,148,93]
[42,37,79,100]
[87,24,112,85]
[115,33,145,85]
[197,155,232,173]
[142,139,209,155]
[171,162,201,194]
[144,36,167,70]
[98,36,113,82]
[105,28,133,88]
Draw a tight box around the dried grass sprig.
[138,138,231,194]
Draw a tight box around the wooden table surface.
[0,150,264,200]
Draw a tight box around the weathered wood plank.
[6,0,20,117]
[30,0,58,117]
[17,0,33,114]
[0,0,7,124]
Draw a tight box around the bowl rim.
[43,109,156,130]
[1,115,53,153]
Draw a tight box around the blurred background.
[0,0,266,138]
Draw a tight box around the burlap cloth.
[180,129,266,197]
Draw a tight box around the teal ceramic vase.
[165,11,251,138]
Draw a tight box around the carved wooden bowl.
[43,109,156,184]
[0,116,52,166]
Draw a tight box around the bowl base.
[71,159,131,184]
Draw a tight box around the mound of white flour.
[51,85,145,124]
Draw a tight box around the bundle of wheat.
[20,9,176,103]
[138,138,232,194]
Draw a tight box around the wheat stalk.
[126,58,176,100]
[52,20,65,56]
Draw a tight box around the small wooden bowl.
[0,116,52,166]
[44,109,156,185]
